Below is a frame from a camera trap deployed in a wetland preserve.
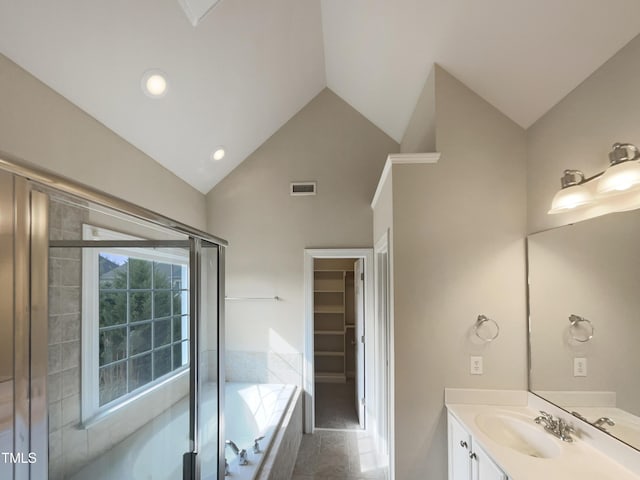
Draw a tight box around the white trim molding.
[371,152,441,209]
[303,248,374,434]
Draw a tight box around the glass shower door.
[0,158,227,480]
[195,241,224,480]
[46,194,195,480]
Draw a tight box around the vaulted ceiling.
[1,0,640,193]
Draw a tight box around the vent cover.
[290,182,317,196]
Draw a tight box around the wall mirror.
[528,209,640,451]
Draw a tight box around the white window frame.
[81,225,189,424]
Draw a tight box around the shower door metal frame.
[1,154,228,480]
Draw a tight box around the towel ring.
[474,315,500,342]
[569,314,594,343]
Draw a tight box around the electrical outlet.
[574,357,587,377]
[470,356,483,375]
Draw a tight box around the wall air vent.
[290,182,317,196]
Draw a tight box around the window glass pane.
[129,258,152,289]
[153,347,172,379]
[129,353,152,391]
[99,292,127,327]
[99,362,127,406]
[172,316,186,342]
[154,291,171,318]
[154,319,171,347]
[99,253,128,289]
[171,264,185,289]
[172,342,188,369]
[154,262,172,289]
[129,292,151,321]
[95,248,188,410]
[99,327,126,366]
[172,291,181,315]
[130,323,152,355]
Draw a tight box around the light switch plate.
[574,357,587,377]
[470,356,483,375]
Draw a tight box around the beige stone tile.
[49,401,62,432]
[61,340,80,370]
[48,343,62,374]
[61,393,80,426]
[48,372,62,404]
[61,314,81,342]
[61,367,80,398]
[48,315,63,345]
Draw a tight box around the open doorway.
[303,249,373,434]
[313,258,363,429]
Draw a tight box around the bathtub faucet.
[253,436,265,454]
[225,440,249,465]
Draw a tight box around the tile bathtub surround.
[225,350,303,386]
[257,387,303,480]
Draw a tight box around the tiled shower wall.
[47,198,86,480]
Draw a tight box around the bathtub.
[218,383,298,480]
[68,382,298,480]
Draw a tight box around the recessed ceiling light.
[141,69,168,98]
[211,147,226,161]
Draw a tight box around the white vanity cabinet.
[448,412,508,480]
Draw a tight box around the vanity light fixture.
[596,143,640,195]
[548,142,640,215]
[141,69,168,98]
[548,170,594,214]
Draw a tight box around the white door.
[354,258,366,428]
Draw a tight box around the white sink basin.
[475,412,562,459]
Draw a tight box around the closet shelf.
[314,305,344,314]
[314,330,344,335]
[314,351,345,356]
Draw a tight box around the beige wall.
[386,66,527,479]
[206,88,398,383]
[527,33,640,234]
[0,54,206,230]
[528,209,640,416]
[400,68,436,153]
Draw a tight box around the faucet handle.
[538,411,553,420]
[253,436,265,453]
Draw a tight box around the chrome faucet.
[572,411,615,431]
[253,436,265,454]
[225,440,249,465]
[592,417,615,431]
[534,411,575,442]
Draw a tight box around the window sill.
[81,367,189,430]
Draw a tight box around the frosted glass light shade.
[548,184,594,214]
[596,161,640,196]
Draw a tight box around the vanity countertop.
[447,403,640,480]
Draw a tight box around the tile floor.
[291,429,388,480]
[314,380,360,430]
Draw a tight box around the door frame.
[374,230,393,476]
[303,248,374,433]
